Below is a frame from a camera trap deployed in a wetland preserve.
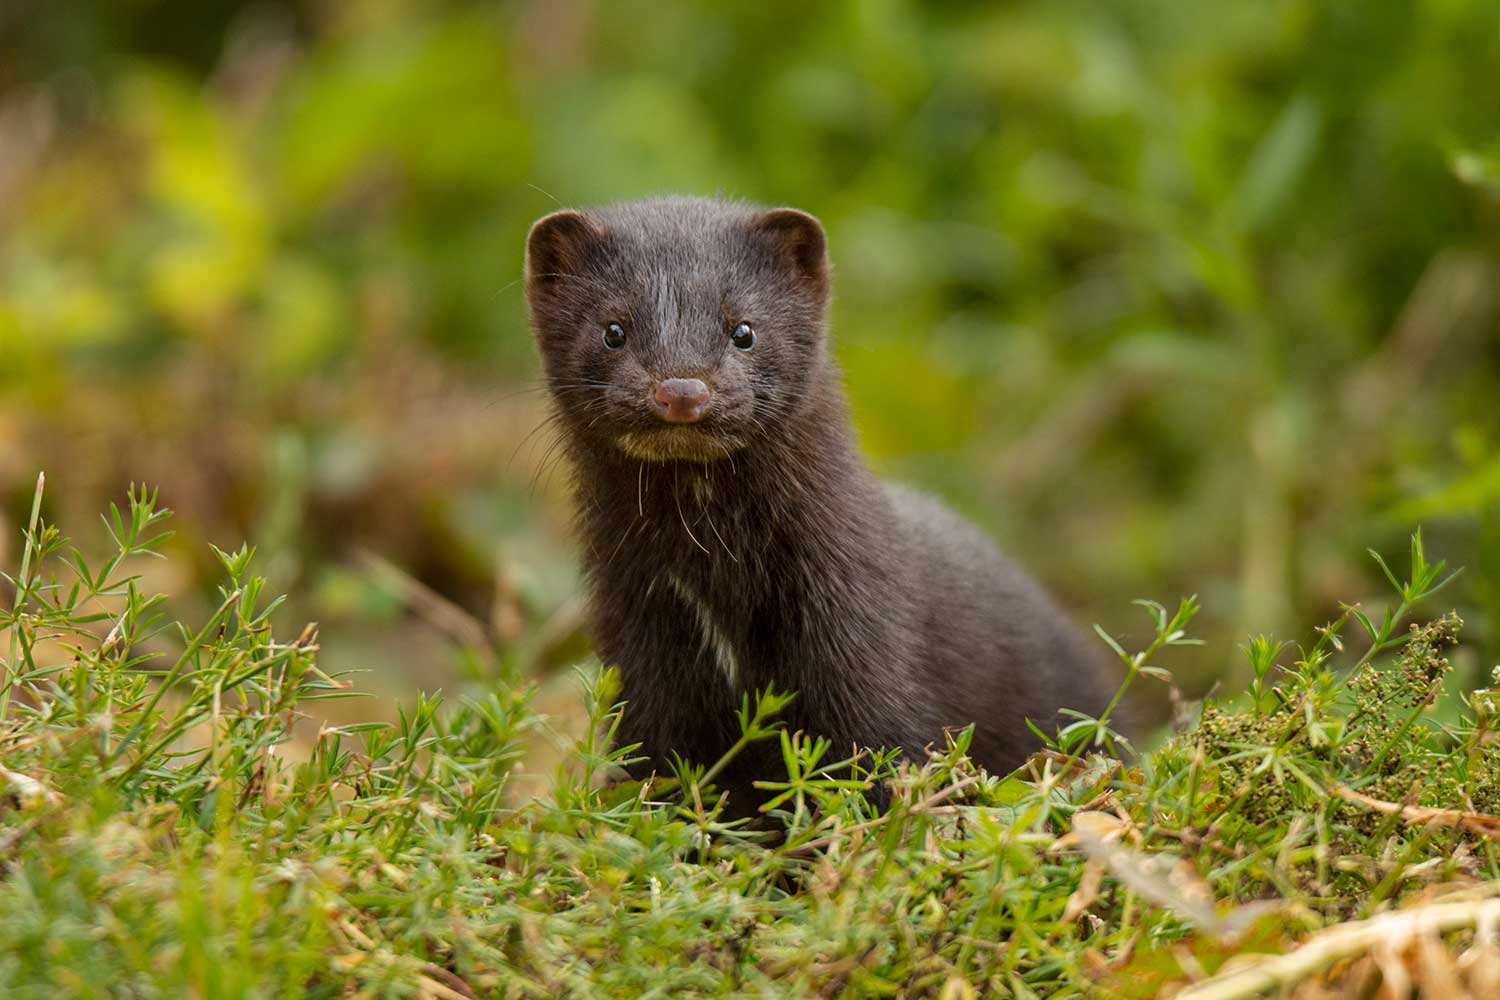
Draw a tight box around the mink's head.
[524,197,832,463]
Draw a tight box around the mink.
[524,196,1114,806]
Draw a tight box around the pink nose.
[652,378,712,424]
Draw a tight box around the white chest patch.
[666,572,740,690]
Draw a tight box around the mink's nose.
[652,378,712,424]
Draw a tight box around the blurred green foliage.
[1,0,1498,698]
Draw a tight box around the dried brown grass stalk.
[1175,896,1500,1000]
[1334,785,1500,839]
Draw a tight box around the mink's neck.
[565,381,920,713]
[568,389,887,583]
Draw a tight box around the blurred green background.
[3,0,1499,722]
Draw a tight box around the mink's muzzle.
[567,377,756,463]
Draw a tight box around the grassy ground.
[4,478,1500,999]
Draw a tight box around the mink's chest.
[616,503,816,682]
[582,454,860,697]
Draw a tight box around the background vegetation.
[4,0,1499,710]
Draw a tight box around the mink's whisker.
[673,464,711,557]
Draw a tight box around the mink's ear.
[525,210,604,299]
[748,208,829,298]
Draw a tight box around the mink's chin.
[614,426,746,463]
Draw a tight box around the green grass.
[3,478,1499,998]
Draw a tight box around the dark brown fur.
[525,196,1112,803]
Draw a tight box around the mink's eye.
[730,322,756,351]
[602,322,627,350]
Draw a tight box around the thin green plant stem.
[1,472,46,722]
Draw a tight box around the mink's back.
[880,482,1114,768]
